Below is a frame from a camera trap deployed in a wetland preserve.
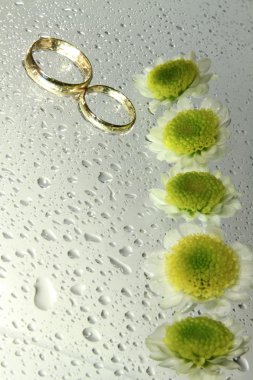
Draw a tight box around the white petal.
[160,292,184,308]
[133,74,153,97]
[191,83,209,96]
[145,250,165,274]
[201,96,220,111]
[149,189,167,207]
[187,51,197,61]
[161,173,169,187]
[212,299,231,316]
[199,73,213,83]
[155,57,164,65]
[179,222,202,236]
[157,109,176,127]
[146,323,167,342]
[163,228,182,249]
[190,75,201,87]
[147,126,163,141]
[197,58,211,73]
[176,97,193,111]
[149,99,160,114]
[160,357,193,372]
[205,225,224,239]
[233,243,253,260]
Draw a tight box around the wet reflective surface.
[0,0,252,379]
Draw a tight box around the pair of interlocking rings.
[23,37,136,134]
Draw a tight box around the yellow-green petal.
[164,317,234,367]
[147,59,198,100]
[165,234,239,300]
[163,109,219,155]
[165,172,226,215]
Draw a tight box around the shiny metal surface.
[0,1,252,380]
[79,85,136,134]
[24,37,93,95]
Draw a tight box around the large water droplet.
[70,283,86,296]
[119,246,133,257]
[67,249,80,259]
[84,233,102,243]
[108,257,132,275]
[37,177,51,189]
[83,327,101,342]
[98,171,113,183]
[2,230,14,239]
[235,357,249,371]
[34,277,57,311]
[41,229,57,241]
[98,295,111,305]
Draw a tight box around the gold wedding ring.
[23,37,136,134]
[23,37,92,95]
[79,85,136,134]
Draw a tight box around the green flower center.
[165,234,239,300]
[165,171,226,215]
[163,109,219,155]
[147,59,198,100]
[164,317,234,367]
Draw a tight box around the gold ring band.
[23,37,93,96]
[79,85,136,134]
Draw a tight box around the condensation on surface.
[0,0,252,379]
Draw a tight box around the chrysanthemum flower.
[145,223,253,314]
[147,97,230,166]
[146,315,250,380]
[133,52,215,113]
[149,168,241,225]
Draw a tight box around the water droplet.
[121,288,133,297]
[110,163,121,171]
[27,322,36,332]
[125,193,137,199]
[146,366,155,376]
[2,232,13,239]
[235,357,249,371]
[125,311,135,319]
[64,218,75,225]
[118,343,126,351]
[37,177,51,189]
[98,171,113,183]
[119,246,133,257]
[38,370,47,377]
[73,268,84,277]
[101,310,109,319]
[41,229,57,241]
[55,333,63,340]
[20,197,33,206]
[108,257,132,275]
[82,160,92,168]
[88,315,98,324]
[58,124,68,132]
[67,249,80,259]
[134,238,143,247]
[123,225,134,233]
[238,303,247,310]
[70,283,86,296]
[84,233,102,243]
[98,295,111,305]
[34,277,57,311]
[1,254,11,262]
[83,327,101,342]
[114,369,124,376]
[71,360,80,366]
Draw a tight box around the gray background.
[0,0,252,379]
